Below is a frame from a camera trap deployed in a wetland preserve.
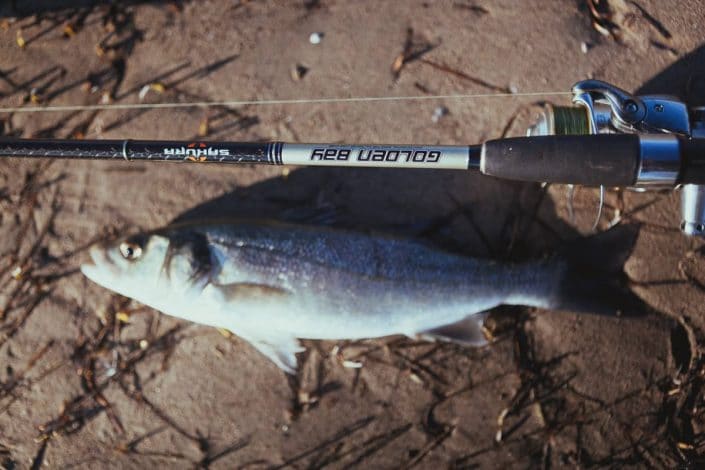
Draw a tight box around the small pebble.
[291,64,309,81]
[10,266,23,280]
[309,32,324,45]
[116,312,131,323]
[431,106,449,123]
[342,360,363,369]
[580,41,590,54]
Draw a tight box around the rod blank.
[0,138,479,170]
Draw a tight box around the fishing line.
[0,91,573,114]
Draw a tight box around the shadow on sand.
[165,41,705,251]
[0,0,187,18]
[636,43,705,106]
[171,166,574,261]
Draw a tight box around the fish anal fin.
[239,333,304,374]
[418,312,490,347]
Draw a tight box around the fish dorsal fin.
[276,205,341,227]
[418,312,490,346]
[215,282,291,303]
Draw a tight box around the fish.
[80,220,639,373]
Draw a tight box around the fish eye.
[119,241,143,260]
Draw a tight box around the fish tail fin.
[546,223,644,316]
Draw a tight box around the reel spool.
[527,104,592,137]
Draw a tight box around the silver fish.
[80,221,637,373]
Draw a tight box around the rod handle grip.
[480,135,640,186]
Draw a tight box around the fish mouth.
[80,244,117,285]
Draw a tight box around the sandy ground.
[1,0,705,468]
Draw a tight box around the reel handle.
[680,138,705,236]
[679,137,705,184]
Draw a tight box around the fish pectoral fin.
[418,312,490,347]
[242,334,305,374]
[214,282,291,302]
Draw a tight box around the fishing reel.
[527,79,705,237]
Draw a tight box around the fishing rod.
[1,80,705,236]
